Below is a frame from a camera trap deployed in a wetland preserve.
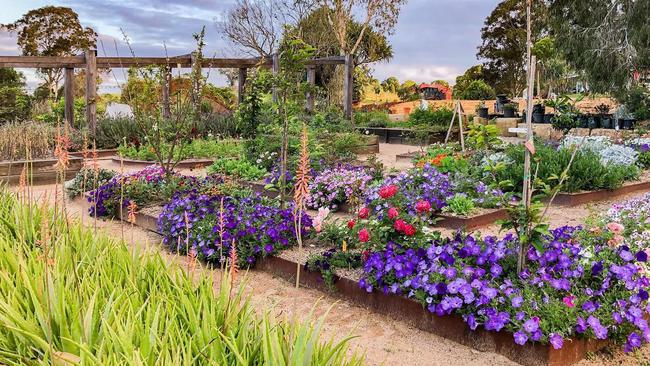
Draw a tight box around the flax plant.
[0,188,363,365]
[293,124,311,288]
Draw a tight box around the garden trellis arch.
[0,51,354,133]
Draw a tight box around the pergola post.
[238,67,247,104]
[343,54,354,119]
[162,66,171,119]
[84,49,97,136]
[306,66,316,111]
[272,53,279,103]
[64,67,74,127]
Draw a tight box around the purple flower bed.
[88,166,223,217]
[157,191,312,267]
[359,226,650,352]
[364,164,452,220]
[306,165,377,210]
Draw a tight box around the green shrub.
[207,157,268,181]
[408,106,453,126]
[355,110,390,128]
[118,139,244,161]
[95,116,141,149]
[443,193,476,216]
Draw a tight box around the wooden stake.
[64,68,74,128]
[85,49,97,136]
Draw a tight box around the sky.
[0,0,500,93]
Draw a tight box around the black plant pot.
[617,118,625,130]
[600,116,612,129]
[543,114,554,124]
[503,107,517,118]
[477,107,489,119]
[578,115,588,128]
[624,118,636,130]
[532,111,544,123]
[587,116,599,129]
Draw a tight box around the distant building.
[417,83,452,100]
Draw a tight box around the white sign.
[508,128,529,134]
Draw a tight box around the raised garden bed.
[357,127,454,145]
[257,254,611,366]
[70,148,118,159]
[551,178,650,206]
[111,157,215,169]
[395,150,423,163]
[434,208,508,230]
[0,157,83,185]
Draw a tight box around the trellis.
[0,52,353,133]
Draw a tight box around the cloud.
[372,63,461,84]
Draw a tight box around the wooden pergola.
[0,51,354,133]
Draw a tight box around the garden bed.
[395,150,423,163]
[357,127,454,145]
[434,207,509,230]
[0,157,83,185]
[551,177,650,206]
[111,157,215,169]
[257,254,610,366]
[70,148,118,159]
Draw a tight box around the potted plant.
[532,103,545,123]
[503,103,518,118]
[543,113,554,124]
[595,103,612,129]
[476,101,489,119]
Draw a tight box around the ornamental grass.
[0,188,362,365]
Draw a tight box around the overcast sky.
[1,0,499,93]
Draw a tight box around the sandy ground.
[12,144,650,366]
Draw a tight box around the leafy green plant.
[467,123,501,150]
[306,249,363,290]
[65,167,115,198]
[207,158,268,181]
[355,110,391,127]
[443,193,476,216]
[94,116,141,149]
[546,94,584,136]
[119,138,244,161]
[0,189,363,365]
[408,106,453,126]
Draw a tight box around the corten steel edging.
[110,157,215,169]
[106,205,611,366]
[552,179,650,206]
[0,157,83,185]
[434,208,509,230]
[257,255,611,366]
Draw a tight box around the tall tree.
[316,0,406,56]
[2,6,97,99]
[547,0,650,94]
[477,0,546,97]
[0,68,31,122]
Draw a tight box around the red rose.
[416,200,431,213]
[347,219,356,229]
[362,250,370,262]
[388,207,399,220]
[394,219,407,233]
[358,228,370,243]
[378,184,398,199]
[404,224,417,237]
[358,207,370,219]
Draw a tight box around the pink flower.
[312,207,330,233]
[347,219,356,229]
[394,219,407,233]
[378,185,398,199]
[606,222,625,235]
[388,207,399,220]
[358,228,370,243]
[415,200,431,213]
[562,295,575,308]
[404,224,416,237]
[358,207,370,219]
[608,234,625,247]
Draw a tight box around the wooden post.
[343,54,354,120]
[85,49,97,136]
[306,66,316,111]
[190,51,201,111]
[64,67,74,127]
[272,53,279,103]
[162,67,171,119]
[238,67,247,104]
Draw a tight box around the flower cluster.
[364,164,452,220]
[306,165,376,210]
[157,191,312,267]
[359,225,650,352]
[604,193,650,237]
[89,166,223,217]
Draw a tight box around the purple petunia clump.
[359,225,650,352]
[157,191,311,267]
[306,165,376,210]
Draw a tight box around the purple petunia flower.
[549,333,563,350]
